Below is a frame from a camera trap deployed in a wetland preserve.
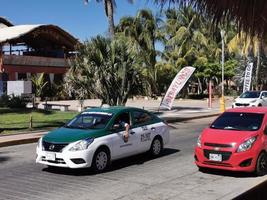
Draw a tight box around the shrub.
[0,95,9,107]
[7,95,26,108]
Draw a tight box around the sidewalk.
[0,98,232,148]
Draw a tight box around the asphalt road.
[0,117,266,200]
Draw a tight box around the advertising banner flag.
[243,62,253,93]
[160,66,195,110]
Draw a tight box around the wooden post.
[29,114,33,129]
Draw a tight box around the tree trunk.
[118,63,127,106]
[197,77,202,94]
[105,0,115,38]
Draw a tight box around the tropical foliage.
[65,35,149,106]
[116,9,161,94]
[65,4,267,105]
[159,7,238,94]
[31,73,48,97]
[228,33,265,90]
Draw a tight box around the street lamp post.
[220,30,225,112]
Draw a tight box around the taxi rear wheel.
[255,152,267,176]
[92,148,110,173]
[150,136,163,157]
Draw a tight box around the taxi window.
[65,113,112,129]
[262,92,267,98]
[113,112,130,128]
[133,111,152,125]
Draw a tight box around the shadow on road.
[43,148,180,176]
[233,178,267,200]
[199,167,256,178]
[0,151,11,163]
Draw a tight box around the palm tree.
[161,7,238,95]
[65,35,149,105]
[84,0,133,38]
[117,9,161,94]
[154,0,267,37]
[228,32,264,90]
[162,7,211,93]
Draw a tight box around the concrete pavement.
[0,97,233,148]
[0,118,265,200]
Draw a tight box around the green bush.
[0,95,9,107]
[0,95,27,108]
[7,95,26,108]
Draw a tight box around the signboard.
[243,62,253,93]
[7,81,32,96]
[160,66,196,110]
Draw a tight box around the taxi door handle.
[130,131,135,135]
[151,127,156,131]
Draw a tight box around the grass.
[0,108,79,134]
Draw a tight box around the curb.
[0,130,49,137]
[0,113,221,148]
[162,113,220,123]
[0,137,40,148]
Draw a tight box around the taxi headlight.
[69,138,94,152]
[197,135,201,148]
[37,137,44,150]
[237,136,257,152]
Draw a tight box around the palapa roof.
[155,0,267,36]
[0,23,79,51]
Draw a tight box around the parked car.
[195,107,267,176]
[232,90,267,108]
[36,106,169,172]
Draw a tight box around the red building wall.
[3,65,69,80]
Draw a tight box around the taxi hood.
[43,127,106,143]
[235,97,258,103]
[201,128,259,145]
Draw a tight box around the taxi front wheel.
[92,148,110,173]
[150,137,163,157]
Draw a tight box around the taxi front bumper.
[36,146,94,168]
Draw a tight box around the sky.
[1,0,162,42]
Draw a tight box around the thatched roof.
[0,24,80,51]
[155,0,267,36]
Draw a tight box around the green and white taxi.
[36,106,169,172]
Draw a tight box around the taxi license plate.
[209,153,222,162]
[46,152,56,161]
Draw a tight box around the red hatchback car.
[195,107,267,176]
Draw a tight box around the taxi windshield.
[210,112,264,131]
[65,112,113,130]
